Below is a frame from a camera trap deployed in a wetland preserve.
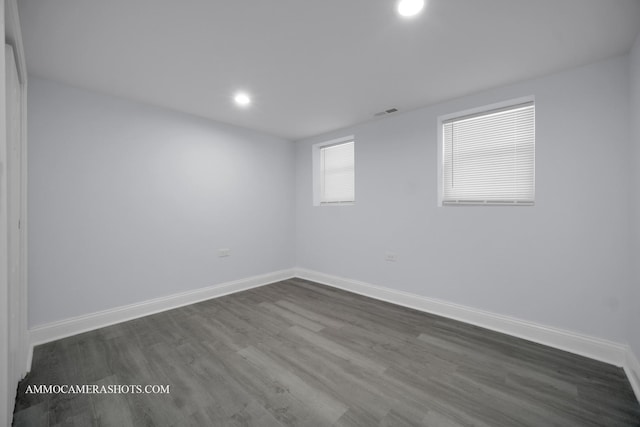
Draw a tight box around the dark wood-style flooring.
[13,278,640,426]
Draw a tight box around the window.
[439,98,535,206]
[313,137,355,205]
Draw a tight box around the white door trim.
[2,1,28,425]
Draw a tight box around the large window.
[313,137,355,205]
[439,98,535,206]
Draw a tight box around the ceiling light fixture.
[397,0,425,17]
[233,91,251,107]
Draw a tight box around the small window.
[313,137,355,205]
[439,98,535,206]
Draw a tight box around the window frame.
[437,96,535,207]
[312,135,355,206]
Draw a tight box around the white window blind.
[442,101,535,205]
[320,141,355,204]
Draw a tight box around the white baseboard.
[625,348,640,401]
[25,267,639,403]
[294,268,628,368]
[27,269,295,368]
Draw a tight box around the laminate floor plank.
[286,325,387,374]
[91,375,137,427]
[12,401,48,427]
[286,343,428,423]
[258,302,325,332]
[274,300,345,329]
[252,333,391,422]
[14,279,640,426]
[218,350,332,426]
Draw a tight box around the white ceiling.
[18,0,640,141]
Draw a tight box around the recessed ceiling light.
[233,91,251,107]
[397,0,425,17]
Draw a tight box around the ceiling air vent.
[374,108,399,117]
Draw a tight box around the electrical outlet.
[218,248,231,257]
[385,251,397,262]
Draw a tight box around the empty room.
[2,0,640,425]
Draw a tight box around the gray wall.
[28,78,295,327]
[28,49,640,353]
[630,33,640,357]
[295,55,632,344]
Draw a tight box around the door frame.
[2,0,28,424]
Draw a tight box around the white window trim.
[312,135,355,206]
[437,95,535,207]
